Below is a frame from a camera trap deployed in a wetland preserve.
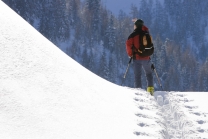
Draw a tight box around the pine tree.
[130,4,139,19]
[84,0,101,42]
[152,0,167,39]
[99,7,108,39]
[109,54,118,83]
[138,0,152,27]
[82,48,89,68]
[38,0,56,42]
[202,58,208,91]
[53,0,69,42]
[99,51,109,80]
[66,0,80,27]
[104,13,116,51]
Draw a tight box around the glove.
[151,64,155,70]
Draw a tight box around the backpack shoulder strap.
[138,30,146,51]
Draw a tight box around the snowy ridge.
[0,1,158,138]
[0,1,208,139]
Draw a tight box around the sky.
[100,0,164,16]
[0,1,208,139]
[101,0,139,15]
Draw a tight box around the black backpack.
[135,30,154,57]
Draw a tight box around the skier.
[125,19,154,95]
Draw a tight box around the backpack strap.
[139,30,145,52]
[131,45,142,59]
[131,30,145,58]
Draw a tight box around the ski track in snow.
[132,90,208,139]
[132,89,163,138]
[155,92,208,139]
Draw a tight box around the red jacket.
[126,25,150,60]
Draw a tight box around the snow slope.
[0,1,160,139]
[0,1,208,139]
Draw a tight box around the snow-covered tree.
[99,51,109,80]
[105,13,116,51]
[130,4,139,19]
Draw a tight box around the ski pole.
[151,63,164,91]
[121,57,133,86]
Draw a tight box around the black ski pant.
[133,59,153,88]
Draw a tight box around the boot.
[147,87,154,96]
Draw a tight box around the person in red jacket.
[126,19,154,95]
